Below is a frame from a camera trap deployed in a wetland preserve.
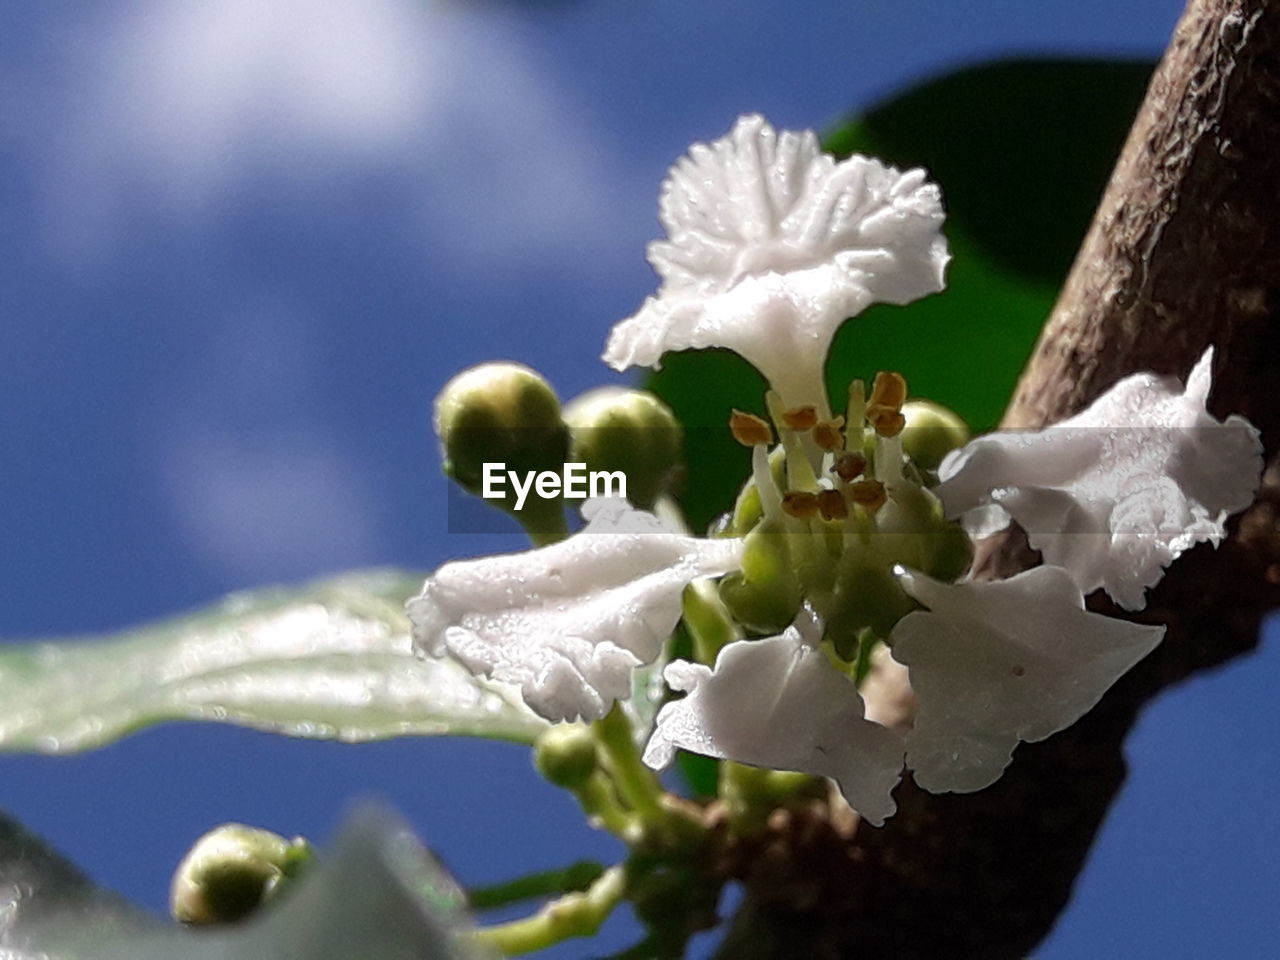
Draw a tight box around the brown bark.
[720,1,1280,956]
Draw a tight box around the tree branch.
[721,1,1280,956]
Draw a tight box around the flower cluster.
[409,116,1262,825]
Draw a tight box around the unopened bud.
[719,527,803,633]
[564,387,682,510]
[170,824,312,925]
[534,724,600,790]
[435,363,571,533]
[900,400,970,470]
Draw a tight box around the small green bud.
[926,520,975,583]
[900,399,970,470]
[563,387,682,510]
[822,481,976,643]
[828,561,917,639]
[719,525,803,634]
[170,824,313,925]
[534,724,600,790]
[434,362,571,537]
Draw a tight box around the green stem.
[466,861,605,911]
[682,580,742,664]
[577,772,640,839]
[718,761,775,834]
[593,705,665,823]
[719,762,826,834]
[473,866,626,956]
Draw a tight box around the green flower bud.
[170,824,313,925]
[926,520,975,583]
[827,561,917,640]
[563,387,682,510]
[719,525,803,634]
[878,483,973,581]
[823,483,973,643]
[533,723,600,790]
[434,362,571,538]
[900,399,970,470]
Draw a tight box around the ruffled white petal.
[407,499,743,723]
[936,348,1263,609]
[604,114,948,410]
[643,628,905,826]
[890,567,1165,793]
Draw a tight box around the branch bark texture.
[721,1,1280,956]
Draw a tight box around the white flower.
[935,348,1262,610]
[643,617,905,826]
[407,499,742,723]
[603,114,948,412]
[890,567,1165,793]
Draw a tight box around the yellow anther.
[781,491,821,519]
[868,371,908,413]
[832,451,866,482]
[847,478,887,514]
[781,405,819,431]
[729,410,773,447]
[816,488,848,521]
[868,408,907,438]
[812,416,845,451]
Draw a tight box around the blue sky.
[1,1,1276,956]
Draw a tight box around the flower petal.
[407,499,743,723]
[936,348,1263,609]
[604,114,947,410]
[643,628,904,826]
[891,567,1165,793]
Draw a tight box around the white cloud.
[151,304,385,581]
[161,431,383,581]
[36,0,624,271]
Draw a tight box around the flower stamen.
[812,417,846,452]
[866,370,909,438]
[782,491,821,519]
[765,391,820,491]
[845,380,867,453]
[730,410,773,447]
[832,451,866,482]
[751,443,785,525]
[847,478,887,515]
[817,489,848,521]
[781,406,819,431]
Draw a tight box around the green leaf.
[0,805,491,960]
[648,58,1155,532]
[0,569,548,754]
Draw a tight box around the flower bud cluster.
[434,361,683,533]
